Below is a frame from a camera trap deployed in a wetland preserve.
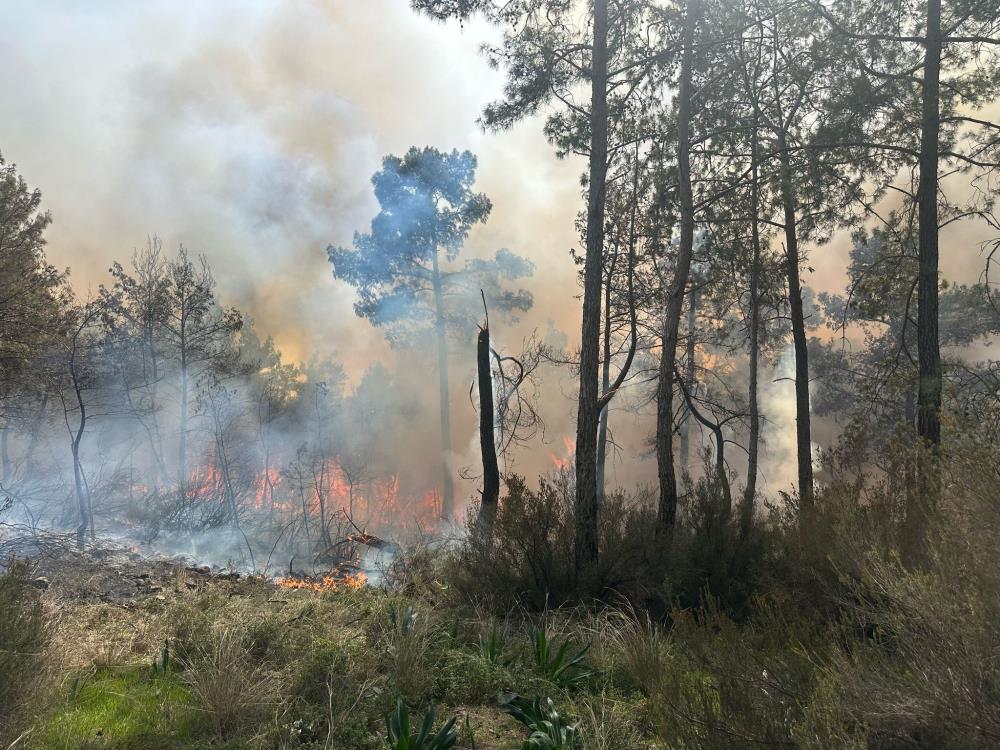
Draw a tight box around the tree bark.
[431,250,455,520]
[742,119,763,538]
[777,132,814,514]
[177,317,188,512]
[656,0,701,534]
[596,268,613,507]
[679,286,697,475]
[478,325,500,525]
[574,0,609,568]
[910,0,942,556]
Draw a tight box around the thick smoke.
[2,0,998,548]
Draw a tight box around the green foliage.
[479,621,509,666]
[31,667,197,750]
[503,695,580,750]
[0,560,50,737]
[384,699,458,750]
[151,638,170,676]
[450,476,669,612]
[530,629,594,688]
[389,602,419,636]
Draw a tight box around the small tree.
[328,147,532,519]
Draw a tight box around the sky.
[3,0,996,502]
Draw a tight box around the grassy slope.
[22,571,646,750]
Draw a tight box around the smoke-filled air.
[1,1,999,748]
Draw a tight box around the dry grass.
[177,627,283,741]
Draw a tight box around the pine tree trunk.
[742,122,762,538]
[596,243,616,507]
[910,0,942,556]
[680,287,697,475]
[574,0,609,568]
[777,133,814,514]
[478,326,500,524]
[656,0,700,534]
[177,325,188,512]
[431,251,454,520]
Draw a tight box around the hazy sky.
[1,0,583,371]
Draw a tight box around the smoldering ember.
[1,2,999,749]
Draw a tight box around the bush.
[177,628,283,741]
[815,441,1000,748]
[450,476,669,611]
[648,600,834,749]
[0,559,51,739]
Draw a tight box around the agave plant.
[479,621,510,666]
[530,628,594,687]
[503,695,580,750]
[385,699,458,750]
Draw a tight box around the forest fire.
[274,570,367,591]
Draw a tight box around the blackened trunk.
[477,326,500,524]
[656,0,700,534]
[777,134,814,514]
[574,0,609,568]
[910,0,942,555]
[431,251,455,520]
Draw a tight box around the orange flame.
[274,571,366,591]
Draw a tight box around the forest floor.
[12,542,645,750]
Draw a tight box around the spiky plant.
[385,699,458,750]
[503,695,581,750]
[530,628,594,688]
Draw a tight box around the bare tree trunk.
[477,324,500,525]
[742,120,763,538]
[656,0,701,534]
[177,329,189,512]
[574,0,609,569]
[679,286,697,475]
[597,236,622,507]
[596,274,613,506]
[65,349,92,550]
[910,0,942,558]
[777,133,814,515]
[676,366,731,515]
[431,251,454,520]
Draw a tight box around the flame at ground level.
[274,571,367,591]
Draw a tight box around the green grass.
[31,667,198,750]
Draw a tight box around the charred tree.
[477,317,500,525]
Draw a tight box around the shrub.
[816,455,1000,748]
[0,559,51,739]
[371,599,441,703]
[597,608,669,697]
[451,476,669,611]
[177,628,282,741]
[648,599,831,749]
